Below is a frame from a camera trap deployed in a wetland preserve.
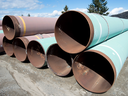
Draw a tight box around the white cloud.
[0,10,62,20]
[0,0,44,10]
[109,7,128,15]
[72,8,88,13]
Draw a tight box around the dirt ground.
[0,52,128,96]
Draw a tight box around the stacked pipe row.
[54,10,128,93]
[1,10,128,94]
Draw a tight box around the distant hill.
[111,11,128,19]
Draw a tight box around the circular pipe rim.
[55,10,94,54]
[2,15,20,40]
[46,43,72,76]
[3,36,14,56]
[72,50,116,93]
[13,37,28,61]
[27,40,45,68]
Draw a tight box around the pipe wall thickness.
[72,31,128,93]
[2,15,57,40]
[27,37,56,68]
[46,43,72,76]
[55,10,128,54]
[13,34,43,61]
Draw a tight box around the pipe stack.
[2,15,57,40]
[1,10,128,94]
[2,15,57,57]
[54,10,128,93]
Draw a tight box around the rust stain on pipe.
[13,34,43,62]
[2,15,57,40]
[0,33,4,53]
[3,36,14,56]
[46,44,72,76]
[72,50,116,93]
[55,11,94,54]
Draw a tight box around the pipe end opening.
[3,36,14,56]
[47,44,72,76]
[27,41,45,68]
[2,16,20,40]
[13,38,27,61]
[72,50,115,93]
[55,11,94,54]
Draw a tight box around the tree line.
[62,0,109,16]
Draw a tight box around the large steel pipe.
[2,15,57,40]
[72,31,128,93]
[46,43,72,76]
[55,10,128,54]
[27,37,56,68]
[3,36,14,56]
[0,32,4,53]
[13,34,43,61]
[0,26,2,30]
[0,20,2,26]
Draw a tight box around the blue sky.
[0,0,128,20]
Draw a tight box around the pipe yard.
[1,11,128,95]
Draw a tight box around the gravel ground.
[0,53,128,96]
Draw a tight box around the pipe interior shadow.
[47,44,72,76]
[27,41,45,68]
[55,11,90,53]
[73,51,114,93]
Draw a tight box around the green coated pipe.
[27,37,56,68]
[55,10,128,54]
[0,30,3,33]
[72,31,128,93]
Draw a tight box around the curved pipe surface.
[72,31,128,93]
[0,33,4,52]
[13,34,43,61]
[0,27,2,30]
[55,10,128,54]
[3,36,14,56]
[2,15,57,40]
[27,37,56,68]
[46,44,72,76]
[0,20,2,26]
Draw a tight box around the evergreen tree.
[28,14,30,17]
[87,0,109,15]
[21,14,23,16]
[62,5,68,13]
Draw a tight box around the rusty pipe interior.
[3,36,14,56]
[46,44,72,76]
[13,37,29,61]
[2,15,20,40]
[55,11,94,54]
[72,51,116,93]
[27,41,45,68]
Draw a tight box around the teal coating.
[84,13,128,48]
[35,37,56,54]
[0,30,3,33]
[90,31,128,78]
